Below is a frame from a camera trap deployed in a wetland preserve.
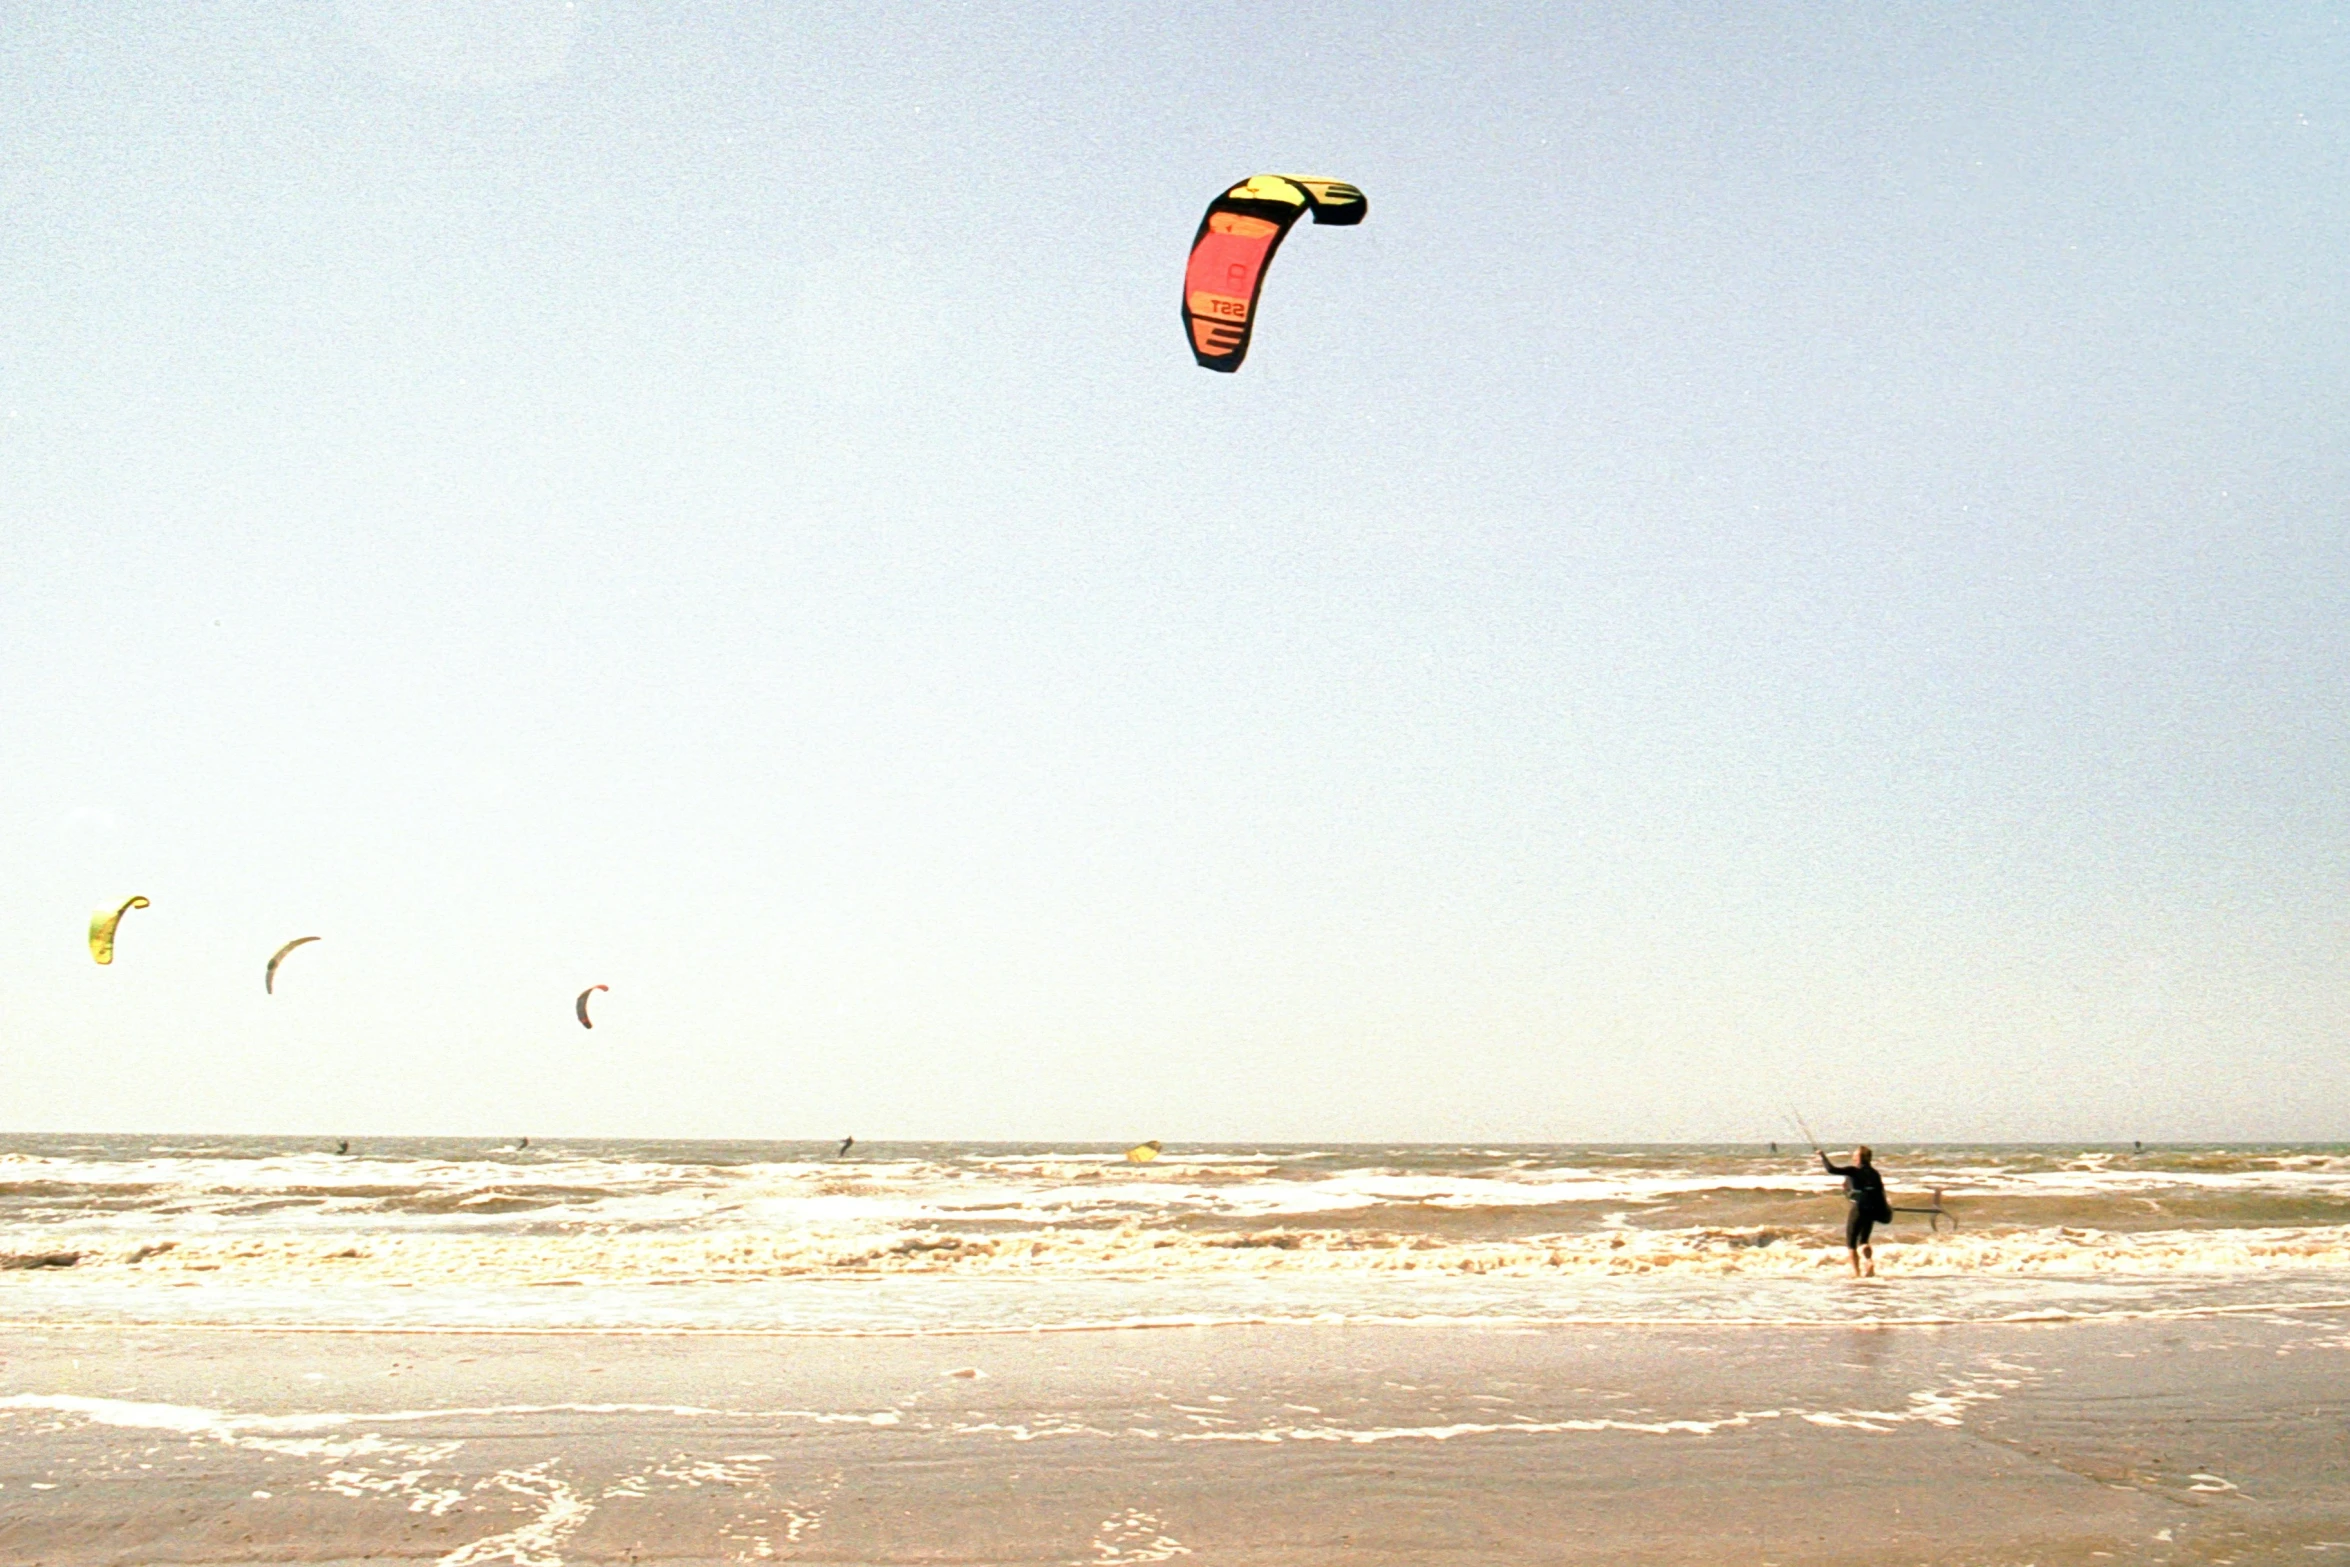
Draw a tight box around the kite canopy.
[265,937,321,995]
[1125,1140,1163,1164]
[1182,175,1365,372]
[88,897,149,965]
[576,984,608,1029]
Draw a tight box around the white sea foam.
[0,1369,2019,1567]
[4,1137,2347,1332]
[9,1217,2350,1290]
[7,1143,2350,1241]
[0,1392,901,1435]
[0,1394,860,1566]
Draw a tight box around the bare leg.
[1861,1243,1875,1278]
[1847,1247,1862,1278]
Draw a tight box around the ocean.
[7,1138,2350,1561]
[5,1136,2348,1334]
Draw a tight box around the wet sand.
[3,1308,2347,1564]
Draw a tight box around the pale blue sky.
[2,3,2345,1140]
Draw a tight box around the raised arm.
[1819,1151,1855,1175]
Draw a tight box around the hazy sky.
[3,3,2345,1141]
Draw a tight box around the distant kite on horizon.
[88,897,149,965]
[1182,175,1365,372]
[1126,1140,1163,1164]
[265,936,321,994]
[576,984,608,1028]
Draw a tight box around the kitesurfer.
[838,1136,854,1157]
[1821,1146,1892,1277]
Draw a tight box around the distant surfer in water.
[838,1136,854,1157]
[1821,1146,1892,1277]
[335,1140,349,1156]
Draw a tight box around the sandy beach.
[4,1306,2348,1565]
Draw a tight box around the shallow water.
[5,1316,2347,1565]
[3,1137,2346,1331]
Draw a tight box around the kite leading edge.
[266,936,321,995]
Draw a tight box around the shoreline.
[9,1284,2350,1338]
[5,1313,2348,1563]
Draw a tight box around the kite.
[575,984,608,1028]
[88,897,149,965]
[265,937,320,995]
[1181,175,1365,372]
[1125,1140,1163,1164]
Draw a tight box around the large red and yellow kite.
[1182,175,1365,372]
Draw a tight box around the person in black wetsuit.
[1821,1145,1893,1277]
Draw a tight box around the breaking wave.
[3,1136,2347,1330]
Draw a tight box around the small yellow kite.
[88,897,149,965]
